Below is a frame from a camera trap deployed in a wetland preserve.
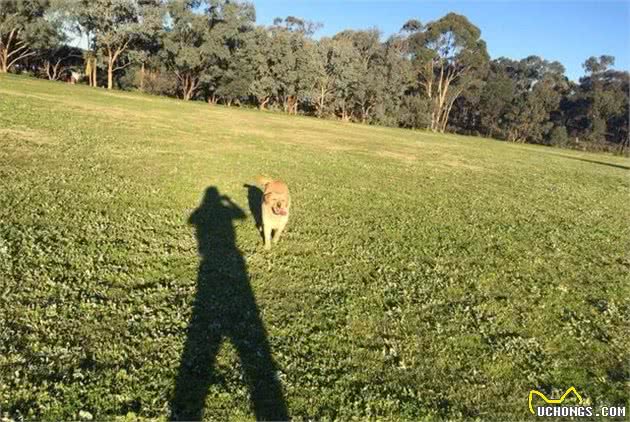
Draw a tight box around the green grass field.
[1,74,629,420]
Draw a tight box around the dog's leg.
[263,224,272,250]
[272,222,286,244]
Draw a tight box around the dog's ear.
[256,175,272,187]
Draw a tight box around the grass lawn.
[1,74,629,420]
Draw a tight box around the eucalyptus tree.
[291,37,321,114]
[309,37,336,117]
[130,0,166,91]
[212,31,254,106]
[249,26,274,109]
[205,0,256,105]
[583,55,615,75]
[334,29,385,123]
[0,0,60,73]
[267,17,320,114]
[63,0,147,89]
[581,56,625,143]
[405,13,489,132]
[40,44,83,80]
[448,79,483,134]
[290,17,323,114]
[277,15,321,37]
[498,56,568,143]
[477,59,516,138]
[568,56,630,150]
[327,35,361,121]
[374,34,413,126]
[162,1,210,100]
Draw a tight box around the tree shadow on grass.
[170,186,288,421]
[557,155,630,170]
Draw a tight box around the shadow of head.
[244,184,263,231]
[188,186,246,258]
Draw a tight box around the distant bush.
[548,125,569,147]
[119,67,178,97]
[398,95,431,129]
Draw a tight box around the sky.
[252,0,630,81]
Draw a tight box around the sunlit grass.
[1,74,628,420]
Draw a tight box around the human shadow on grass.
[171,187,288,421]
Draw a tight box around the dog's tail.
[256,175,273,186]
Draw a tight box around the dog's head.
[265,192,289,215]
[263,181,290,216]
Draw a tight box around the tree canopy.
[3,1,627,153]
[0,0,61,73]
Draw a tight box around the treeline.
[1,0,628,153]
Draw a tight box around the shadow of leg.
[171,262,222,420]
[231,309,290,421]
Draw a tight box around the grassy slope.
[0,74,628,420]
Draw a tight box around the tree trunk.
[85,57,92,86]
[258,97,269,110]
[340,104,350,122]
[1,29,14,72]
[317,86,326,117]
[183,75,190,100]
[181,74,198,101]
[44,59,63,81]
[439,99,456,133]
[430,101,438,131]
[92,60,97,87]
[140,62,145,91]
[287,96,298,114]
[44,61,53,80]
[0,50,7,72]
[53,62,60,80]
[107,56,114,90]
[422,62,434,130]
[0,28,35,73]
[85,56,97,87]
[361,103,373,124]
[618,137,629,155]
[422,59,463,134]
[104,40,130,90]
[430,95,441,131]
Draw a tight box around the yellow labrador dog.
[257,176,291,250]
